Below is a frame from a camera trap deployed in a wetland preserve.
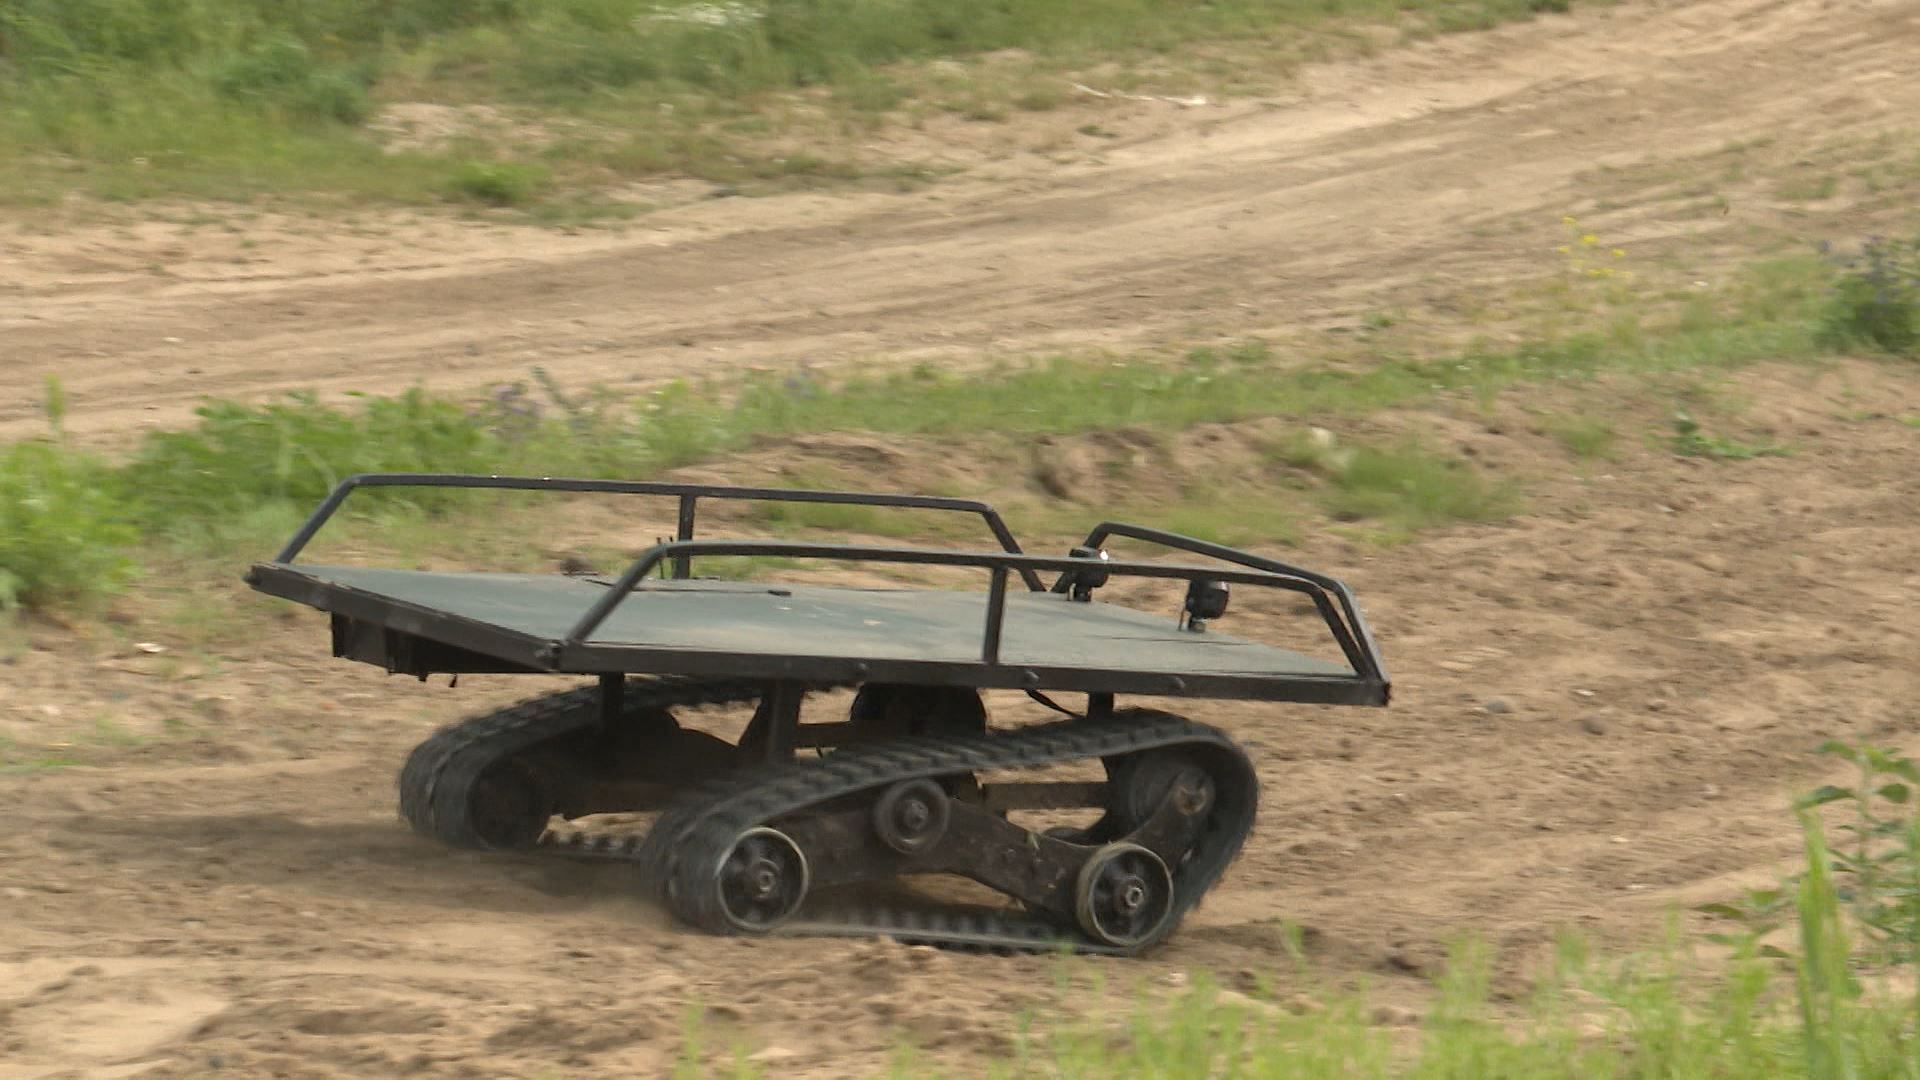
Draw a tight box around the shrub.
[118,389,507,530]
[1818,235,1919,357]
[446,161,552,206]
[0,441,137,611]
[210,36,371,125]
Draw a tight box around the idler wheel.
[1111,749,1215,831]
[872,778,951,855]
[1075,842,1175,948]
[713,827,810,932]
[464,759,555,850]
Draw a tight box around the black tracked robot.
[247,474,1390,955]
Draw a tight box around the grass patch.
[445,160,551,206]
[1818,234,1920,357]
[0,249,1870,614]
[670,740,1920,1077]
[1317,442,1520,536]
[1540,414,1617,459]
[0,0,1599,207]
[0,439,139,610]
[1668,409,1789,461]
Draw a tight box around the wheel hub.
[1075,841,1176,949]
[713,827,809,932]
[872,778,952,855]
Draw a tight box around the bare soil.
[3,0,1920,1077]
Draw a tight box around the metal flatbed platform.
[244,474,1390,707]
[246,473,1395,954]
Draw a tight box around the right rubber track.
[397,683,1259,955]
[639,708,1259,956]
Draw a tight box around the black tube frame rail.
[555,538,1386,693]
[272,472,1043,591]
[1067,522,1390,691]
[265,473,1389,699]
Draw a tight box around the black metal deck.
[245,474,1391,706]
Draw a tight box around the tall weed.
[0,441,136,610]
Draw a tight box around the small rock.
[3,887,28,900]
[1580,717,1608,736]
[184,919,206,930]
[1573,688,1596,699]
[1384,949,1424,975]
[1647,699,1669,712]
[163,336,183,344]
[1438,660,1472,673]
[1372,1005,1419,1027]
[1482,698,1512,715]
[135,642,167,654]
[1610,836,1629,845]
[748,1046,800,1064]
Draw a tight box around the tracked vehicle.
[246,474,1390,956]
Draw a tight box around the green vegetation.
[1317,442,1519,535]
[0,247,1868,614]
[1818,235,1920,357]
[1540,414,1617,459]
[1668,409,1789,461]
[664,744,1920,1077]
[0,440,138,610]
[0,0,1591,207]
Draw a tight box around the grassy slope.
[0,0,1576,208]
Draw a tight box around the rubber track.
[639,709,1258,956]
[397,677,785,849]
[400,687,1259,956]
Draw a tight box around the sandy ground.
[3,356,1917,1079]
[3,0,1920,1076]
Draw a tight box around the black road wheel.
[464,758,555,850]
[1075,841,1175,948]
[872,778,951,855]
[714,827,810,932]
[847,684,987,741]
[1111,748,1215,832]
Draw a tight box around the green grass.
[665,745,1920,1078]
[1541,414,1618,459]
[0,250,1867,613]
[0,0,1596,207]
[1318,442,1520,537]
[1668,409,1790,461]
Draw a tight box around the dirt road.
[4,0,1915,444]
